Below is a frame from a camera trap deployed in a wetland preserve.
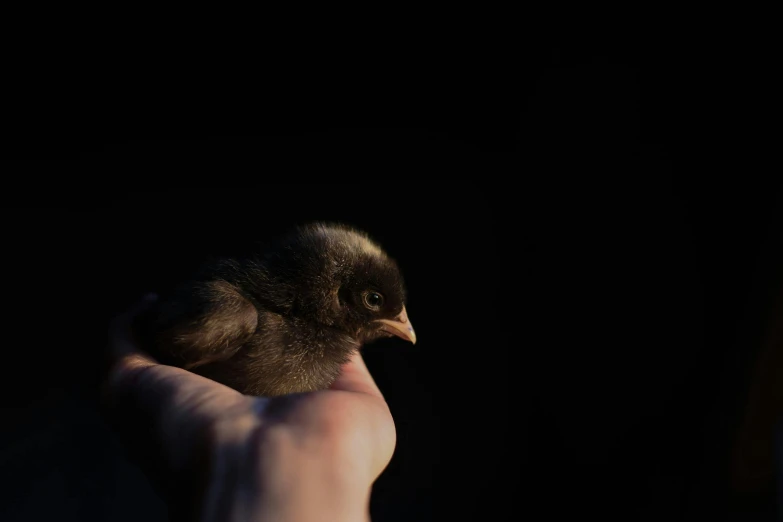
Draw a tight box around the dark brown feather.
[132,222,409,396]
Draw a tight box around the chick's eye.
[363,291,384,310]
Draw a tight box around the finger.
[103,293,160,401]
[105,361,249,517]
[104,293,252,516]
[329,350,385,399]
[107,292,246,423]
[115,363,244,424]
[105,292,245,452]
[109,358,248,463]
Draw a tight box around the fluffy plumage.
[133,223,415,396]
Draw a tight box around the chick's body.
[133,223,415,396]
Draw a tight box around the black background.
[1,47,781,521]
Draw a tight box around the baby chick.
[133,222,415,396]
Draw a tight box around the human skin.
[103,294,397,522]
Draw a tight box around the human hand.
[103,294,396,522]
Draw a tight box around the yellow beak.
[377,305,416,344]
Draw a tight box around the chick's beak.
[377,305,417,344]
